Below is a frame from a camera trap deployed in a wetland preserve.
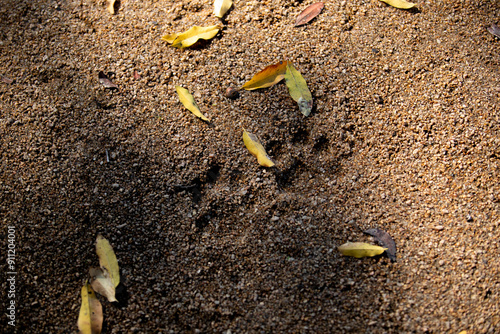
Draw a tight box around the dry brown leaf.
[98,71,118,89]
[364,228,397,261]
[488,24,500,38]
[90,267,117,302]
[295,2,324,27]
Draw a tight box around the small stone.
[224,87,239,99]
[433,225,444,231]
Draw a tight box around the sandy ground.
[1,0,500,332]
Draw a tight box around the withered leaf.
[295,2,324,27]
[488,24,500,39]
[364,228,397,261]
[242,61,289,90]
[98,71,118,89]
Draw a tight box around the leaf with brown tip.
[77,281,103,334]
[295,2,324,27]
[242,61,289,91]
[364,228,397,261]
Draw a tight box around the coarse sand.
[1,0,499,332]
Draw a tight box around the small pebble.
[224,87,239,99]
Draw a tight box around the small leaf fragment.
[338,242,387,258]
[488,24,500,39]
[364,228,397,261]
[98,71,118,89]
[1,75,13,84]
[243,129,275,167]
[96,235,120,288]
[284,63,313,116]
[90,267,117,302]
[214,0,232,18]
[107,0,117,14]
[176,86,209,121]
[379,0,416,9]
[77,281,103,334]
[162,26,220,49]
[242,61,289,90]
[295,2,324,27]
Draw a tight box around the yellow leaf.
[242,61,289,91]
[284,63,313,116]
[214,0,232,18]
[161,33,178,44]
[90,267,117,302]
[77,281,103,334]
[458,331,467,334]
[379,0,416,9]
[243,129,275,167]
[338,242,387,258]
[163,26,220,49]
[96,235,120,288]
[176,86,209,121]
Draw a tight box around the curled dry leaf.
[295,2,324,27]
[364,228,397,261]
[242,61,289,90]
[338,242,387,258]
[214,0,232,18]
[488,24,500,38]
[90,267,117,302]
[77,281,103,334]
[379,0,416,9]
[96,235,120,288]
[98,71,118,89]
[162,26,220,49]
[176,86,209,121]
[284,63,313,116]
[243,129,275,167]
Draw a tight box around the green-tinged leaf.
[242,61,289,90]
[243,129,275,167]
[284,63,313,116]
[176,86,209,121]
[163,26,220,49]
[90,267,117,302]
[96,235,120,288]
[77,281,103,334]
[214,0,232,18]
[338,242,387,258]
[379,0,416,9]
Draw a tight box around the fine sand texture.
[1,0,499,332]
